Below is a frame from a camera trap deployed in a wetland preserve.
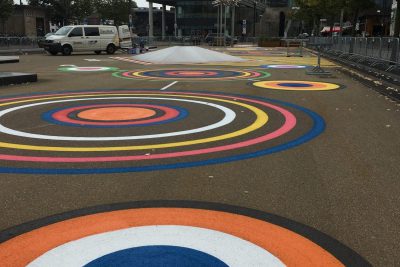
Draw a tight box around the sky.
[136,0,161,8]
[14,0,160,7]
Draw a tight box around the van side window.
[69,27,82,37]
[84,27,100,36]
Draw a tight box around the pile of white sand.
[133,46,246,64]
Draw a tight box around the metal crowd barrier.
[131,36,258,47]
[308,37,400,65]
[0,37,44,50]
[0,36,258,51]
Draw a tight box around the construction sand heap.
[132,46,246,64]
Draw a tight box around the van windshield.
[54,27,73,36]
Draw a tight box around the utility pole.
[253,1,256,37]
[393,0,400,37]
[391,0,400,62]
[217,4,219,35]
[212,0,240,45]
[339,8,344,36]
[231,5,235,46]
[224,5,227,46]
[220,3,223,38]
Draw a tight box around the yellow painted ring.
[253,81,340,91]
[0,93,268,152]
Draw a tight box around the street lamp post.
[212,0,240,45]
[253,1,256,37]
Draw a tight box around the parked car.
[42,25,125,56]
[37,33,55,48]
[205,33,238,46]
[298,33,309,39]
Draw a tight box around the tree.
[29,0,137,26]
[95,0,137,25]
[293,0,343,35]
[0,0,14,27]
[72,0,94,22]
[28,0,72,25]
[345,0,375,35]
[293,0,375,36]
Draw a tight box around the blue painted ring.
[0,90,325,174]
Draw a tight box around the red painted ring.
[52,104,179,126]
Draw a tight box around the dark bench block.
[0,56,20,64]
[0,72,37,86]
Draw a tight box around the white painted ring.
[0,97,236,141]
[265,65,307,69]
[65,67,111,72]
[27,225,285,267]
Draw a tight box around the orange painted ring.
[77,107,157,121]
[0,207,346,266]
[253,81,341,91]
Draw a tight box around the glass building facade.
[176,1,231,35]
[151,0,271,37]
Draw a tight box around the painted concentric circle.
[0,201,371,267]
[260,64,309,69]
[77,107,156,121]
[0,89,324,174]
[253,80,341,91]
[113,69,271,80]
[59,66,119,72]
[42,103,188,128]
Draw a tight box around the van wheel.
[106,44,116,54]
[62,45,72,56]
[94,50,101,55]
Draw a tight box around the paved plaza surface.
[0,48,399,266]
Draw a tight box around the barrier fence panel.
[308,36,400,65]
[130,36,258,47]
[0,35,259,51]
[0,37,44,50]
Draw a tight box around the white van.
[43,25,128,56]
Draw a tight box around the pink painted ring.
[52,104,179,126]
[247,71,262,78]
[164,71,219,77]
[0,91,297,163]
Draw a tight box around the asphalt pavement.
[0,50,399,266]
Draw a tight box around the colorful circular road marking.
[253,80,341,91]
[0,89,324,174]
[59,66,119,72]
[77,107,156,121]
[42,103,188,128]
[260,64,309,69]
[0,201,371,267]
[113,69,271,81]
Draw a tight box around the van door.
[83,27,101,50]
[99,27,117,50]
[118,25,131,49]
[67,27,85,51]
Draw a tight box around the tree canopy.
[293,0,376,35]
[0,0,14,23]
[28,0,137,26]
[95,0,137,25]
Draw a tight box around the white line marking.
[0,96,235,141]
[161,81,178,90]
